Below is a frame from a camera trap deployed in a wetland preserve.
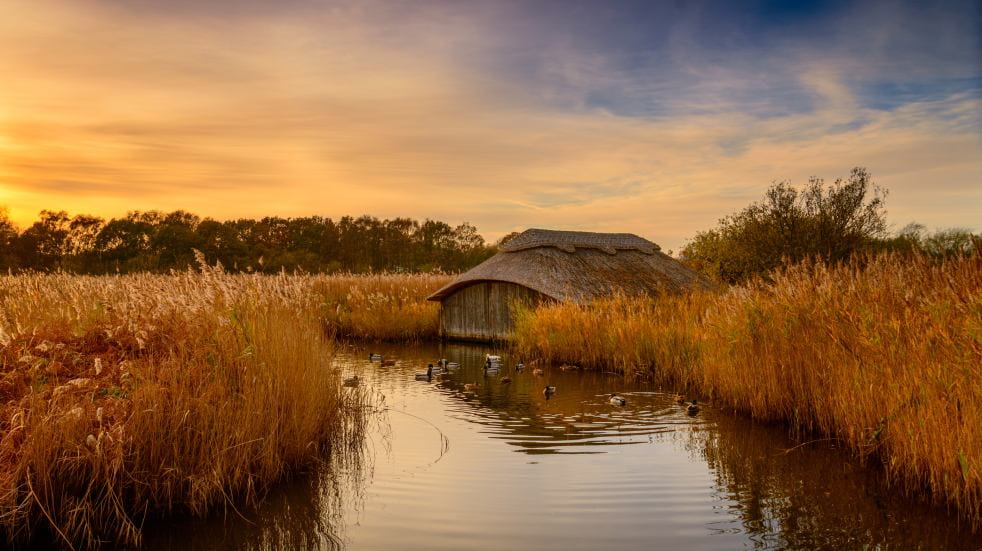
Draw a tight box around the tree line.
[0,210,496,274]
[2,167,975,280]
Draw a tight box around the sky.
[0,0,979,251]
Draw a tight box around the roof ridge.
[499,228,659,255]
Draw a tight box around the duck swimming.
[343,375,360,387]
[515,363,525,372]
[380,359,396,367]
[673,393,686,405]
[463,383,480,392]
[369,353,382,361]
[414,365,433,381]
[542,385,557,396]
[686,400,700,415]
[500,376,512,384]
[609,393,627,406]
[532,368,544,376]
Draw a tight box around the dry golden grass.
[512,253,982,526]
[0,260,369,548]
[314,273,452,341]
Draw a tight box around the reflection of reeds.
[686,413,978,548]
[512,253,982,526]
[0,261,369,548]
[314,273,453,341]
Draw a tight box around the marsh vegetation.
[0,260,372,548]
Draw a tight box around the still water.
[146,342,980,550]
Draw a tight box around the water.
[145,342,981,550]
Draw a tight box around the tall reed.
[0,261,369,548]
[512,253,982,526]
[313,273,452,341]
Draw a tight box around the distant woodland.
[0,210,495,274]
[1,170,976,278]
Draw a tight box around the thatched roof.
[427,228,710,302]
[500,228,659,255]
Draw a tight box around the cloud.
[0,0,978,248]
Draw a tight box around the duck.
[369,353,383,361]
[532,368,545,376]
[609,393,627,406]
[542,385,556,396]
[673,393,686,405]
[559,364,579,372]
[414,365,433,381]
[380,359,396,367]
[515,363,525,372]
[343,375,360,387]
[446,361,460,370]
[686,400,700,415]
[463,383,480,392]
[437,358,448,368]
[500,376,512,384]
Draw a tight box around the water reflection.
[145,469,348,550]
[692,413,978,549]
[144,341,979,550]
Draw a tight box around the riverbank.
[0,263,369,548]
[510,253,981,527]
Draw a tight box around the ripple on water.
[142,342,982,551]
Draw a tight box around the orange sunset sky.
[1,0,979,251]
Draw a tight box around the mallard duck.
[463,383,479,392]
[500,376,512,384]
[343,375,360,387]
[609,393,626,406]
[559,364,579,372]
[686,400,700,415]
[673,393,685,405]
[414,365,433,381]
[542,385,556,396]
[532,368,544,376]
[515,363,525,371]
[369,353,382,361]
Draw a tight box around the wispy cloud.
[0,0,978,250]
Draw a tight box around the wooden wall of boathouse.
[438,281,549,341]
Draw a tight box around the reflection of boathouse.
[427,228,709,342]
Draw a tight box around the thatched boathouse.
[426,228,709,341]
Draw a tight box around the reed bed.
[313,273,452,341]
[512,253,982,526]
[0,259,370,548]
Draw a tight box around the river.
[144,342,980,550]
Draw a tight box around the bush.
[682,167,887,283]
